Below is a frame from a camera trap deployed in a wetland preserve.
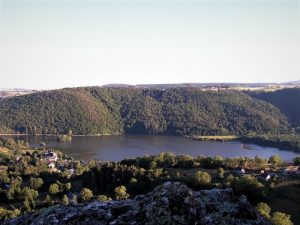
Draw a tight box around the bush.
[49,184,59,195]
[256,202,271,219]
[0,207,20,220]
[293,157,300,166]
[97,195,110,202]
[29,177,44,190]
[80,188,94,202]
[232,175,266,202]
[114,186,129,200]
[269,155,283,166]
[193,171,211,186]
[217,168,224,179]
[271,212,293,225]
[62,195,69,205]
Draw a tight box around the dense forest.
[0,87,291,136]
[249,88,300,132]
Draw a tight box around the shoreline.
[188,135,239,142]
[1,133,299,153]
[0,133,122,137]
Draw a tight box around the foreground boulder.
[4,182,270,225]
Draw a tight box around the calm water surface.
[11,135,300,162]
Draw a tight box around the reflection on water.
[8,135,300,162]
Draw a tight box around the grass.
[0,147,12,157]
[191,135,238,141]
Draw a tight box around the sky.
[0,0,299,90]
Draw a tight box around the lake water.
[9,135,300,162]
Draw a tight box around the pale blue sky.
[0,0,299,89]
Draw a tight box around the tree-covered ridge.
[0,87,290,135]
[0,89,122,135]
[249,88,300,131]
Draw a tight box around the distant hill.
[0,89,39,98]
[283,80,300,85]
[0,87,290,136]
[103,83,274,89]
[0,89,123,135]
[102,82,300,92]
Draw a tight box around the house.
[283,165,299,175]
[258,173,272,181]
[234,167,246,176]
[67,168,75,175]
[48,163,56,169]
[42,151,58,162]
[16,156,21,161]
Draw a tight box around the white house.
[48,163,56,169]
[42,151,58,162]
[283,166,299,175]
[259,173,271,181]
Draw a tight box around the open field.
[190,135,238,141]
[0,147,12,157]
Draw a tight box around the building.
[42,151,58,162]
[48,163,56,169]
[234,167,246,176]
[258,173,272,181]
[283,166,299,175]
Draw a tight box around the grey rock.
[3,182,270,225]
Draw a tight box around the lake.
[9,135,300,162]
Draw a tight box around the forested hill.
[249,88,300,131]
[0,87,290,136]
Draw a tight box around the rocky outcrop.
[4,182,270,225]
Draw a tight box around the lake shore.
[188,135,239,142]
[1,133,300,154]
[0,133,122,137]
[189,134,300,152]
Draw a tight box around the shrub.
[114,186,129,200]
[232,175,267,202]
[256,202,271,219]
[62,195,69,205]
[217,168,225,179]
[193,171,211,186]
[49,184,59,195]
[97,195,110,202]
[269,155,283,166]
[271,212,293,225]
[80,188,94,202]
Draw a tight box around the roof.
[285,166,299,172]
[42,151,58,159]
